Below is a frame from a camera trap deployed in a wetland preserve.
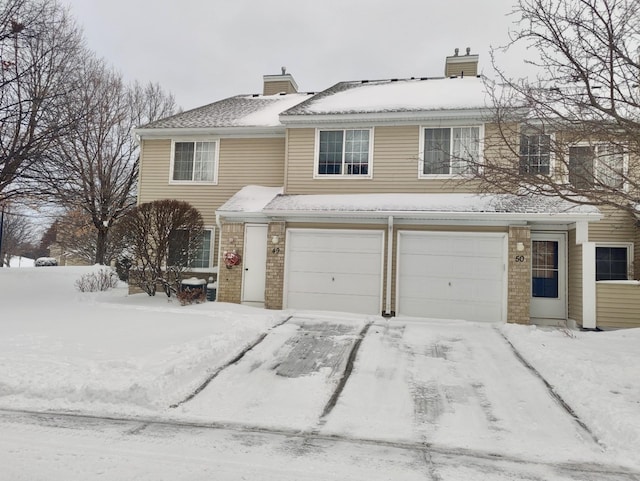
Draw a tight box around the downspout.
[384,215,394,317]
[216,211,223,272]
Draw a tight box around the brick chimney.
[263,67,298,95]
[444,48,479,77]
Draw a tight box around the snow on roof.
[217,188,600,218]
[140,93,311,130]
[218,185,284,213]
[262,192,601,216]
[283,77,491,116]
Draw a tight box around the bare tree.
[119,200,204,297]
[0,205,35,265]
[0,0,83,203]
[39,56,176,265]
[475,0,640,215]
[51,208,129,264]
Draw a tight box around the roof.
[139,93,311,130]
[282,76,490,117]
[217,188,602,222]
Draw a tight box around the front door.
[530,233,566,320]
[242,224,267,304]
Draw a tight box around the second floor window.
[569,144,624,189]
[317,129,371,176]
[172,141,217,182]
[519,133,551,175]
[421,126,480,176]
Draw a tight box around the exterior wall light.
[271,236,279,245]
[516,242,525,252]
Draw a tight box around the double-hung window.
[569,144,625,189]
[596,245,630,281]
[420,126,481,176]
[316,129,372,177]
[520,133,551,175]
[171,140,218,183]
[168,229,214,269]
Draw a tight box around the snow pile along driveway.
[502,324,640,469]
[0,266,286,415]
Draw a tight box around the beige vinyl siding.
[596,283,640,328]
[445,61,478,78]
[138,137,285,267]
[263,80,296,95]
[588,205,636,244]
[284,126,487,194]
[567,229,583,323]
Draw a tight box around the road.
[1,408,638,481]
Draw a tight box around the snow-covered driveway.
[174,314,605,466]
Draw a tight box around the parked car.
[35,257,58,267]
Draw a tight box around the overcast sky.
[62,0,527,111]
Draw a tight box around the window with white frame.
[595,244,630,281]
[316,129,371,176]
[172,141,217,182]
[519,133,551,175]
[569,144,625,189]
[168,229,213,269]
[420,126,481,176]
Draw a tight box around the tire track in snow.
[169,316,293,408]
[496,328,602,447]
[318,321,372,420]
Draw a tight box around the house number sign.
[514,255,525,262]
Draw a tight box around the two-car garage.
[283,229,507,322]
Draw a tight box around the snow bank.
[501,324,640,469]
[0,266,286,416]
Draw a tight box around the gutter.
[260,209,603,223]
[134,126,286,139]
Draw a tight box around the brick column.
[217,222,245,304]
[265,221,286,310]
[508,226,531,324]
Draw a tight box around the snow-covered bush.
[75,268,119,292]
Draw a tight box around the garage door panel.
[288,252,382,275]
[289,233,382,254]
[400,254,502,280]
[398,232,505,322]
[288,271,382,296]
[285,230,383,315]
[287,292,380,314]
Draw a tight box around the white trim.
[395,231,508,322]
[281,109,491,126]
[575,221,589,245]
[283,228,385,314]
[136,127,286,138]
[418,124,484,179]
[169,138,220,185]
[313,128,374,179]
[582,242,597,329]
[385,216,393,315]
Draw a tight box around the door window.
[532,240,559,298]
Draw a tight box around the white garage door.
[285,229,384,315]
[397,232,506,322]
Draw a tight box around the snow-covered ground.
[0,266,639,479]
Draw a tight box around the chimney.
[263,66,299,95]
[444,47,479,77]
